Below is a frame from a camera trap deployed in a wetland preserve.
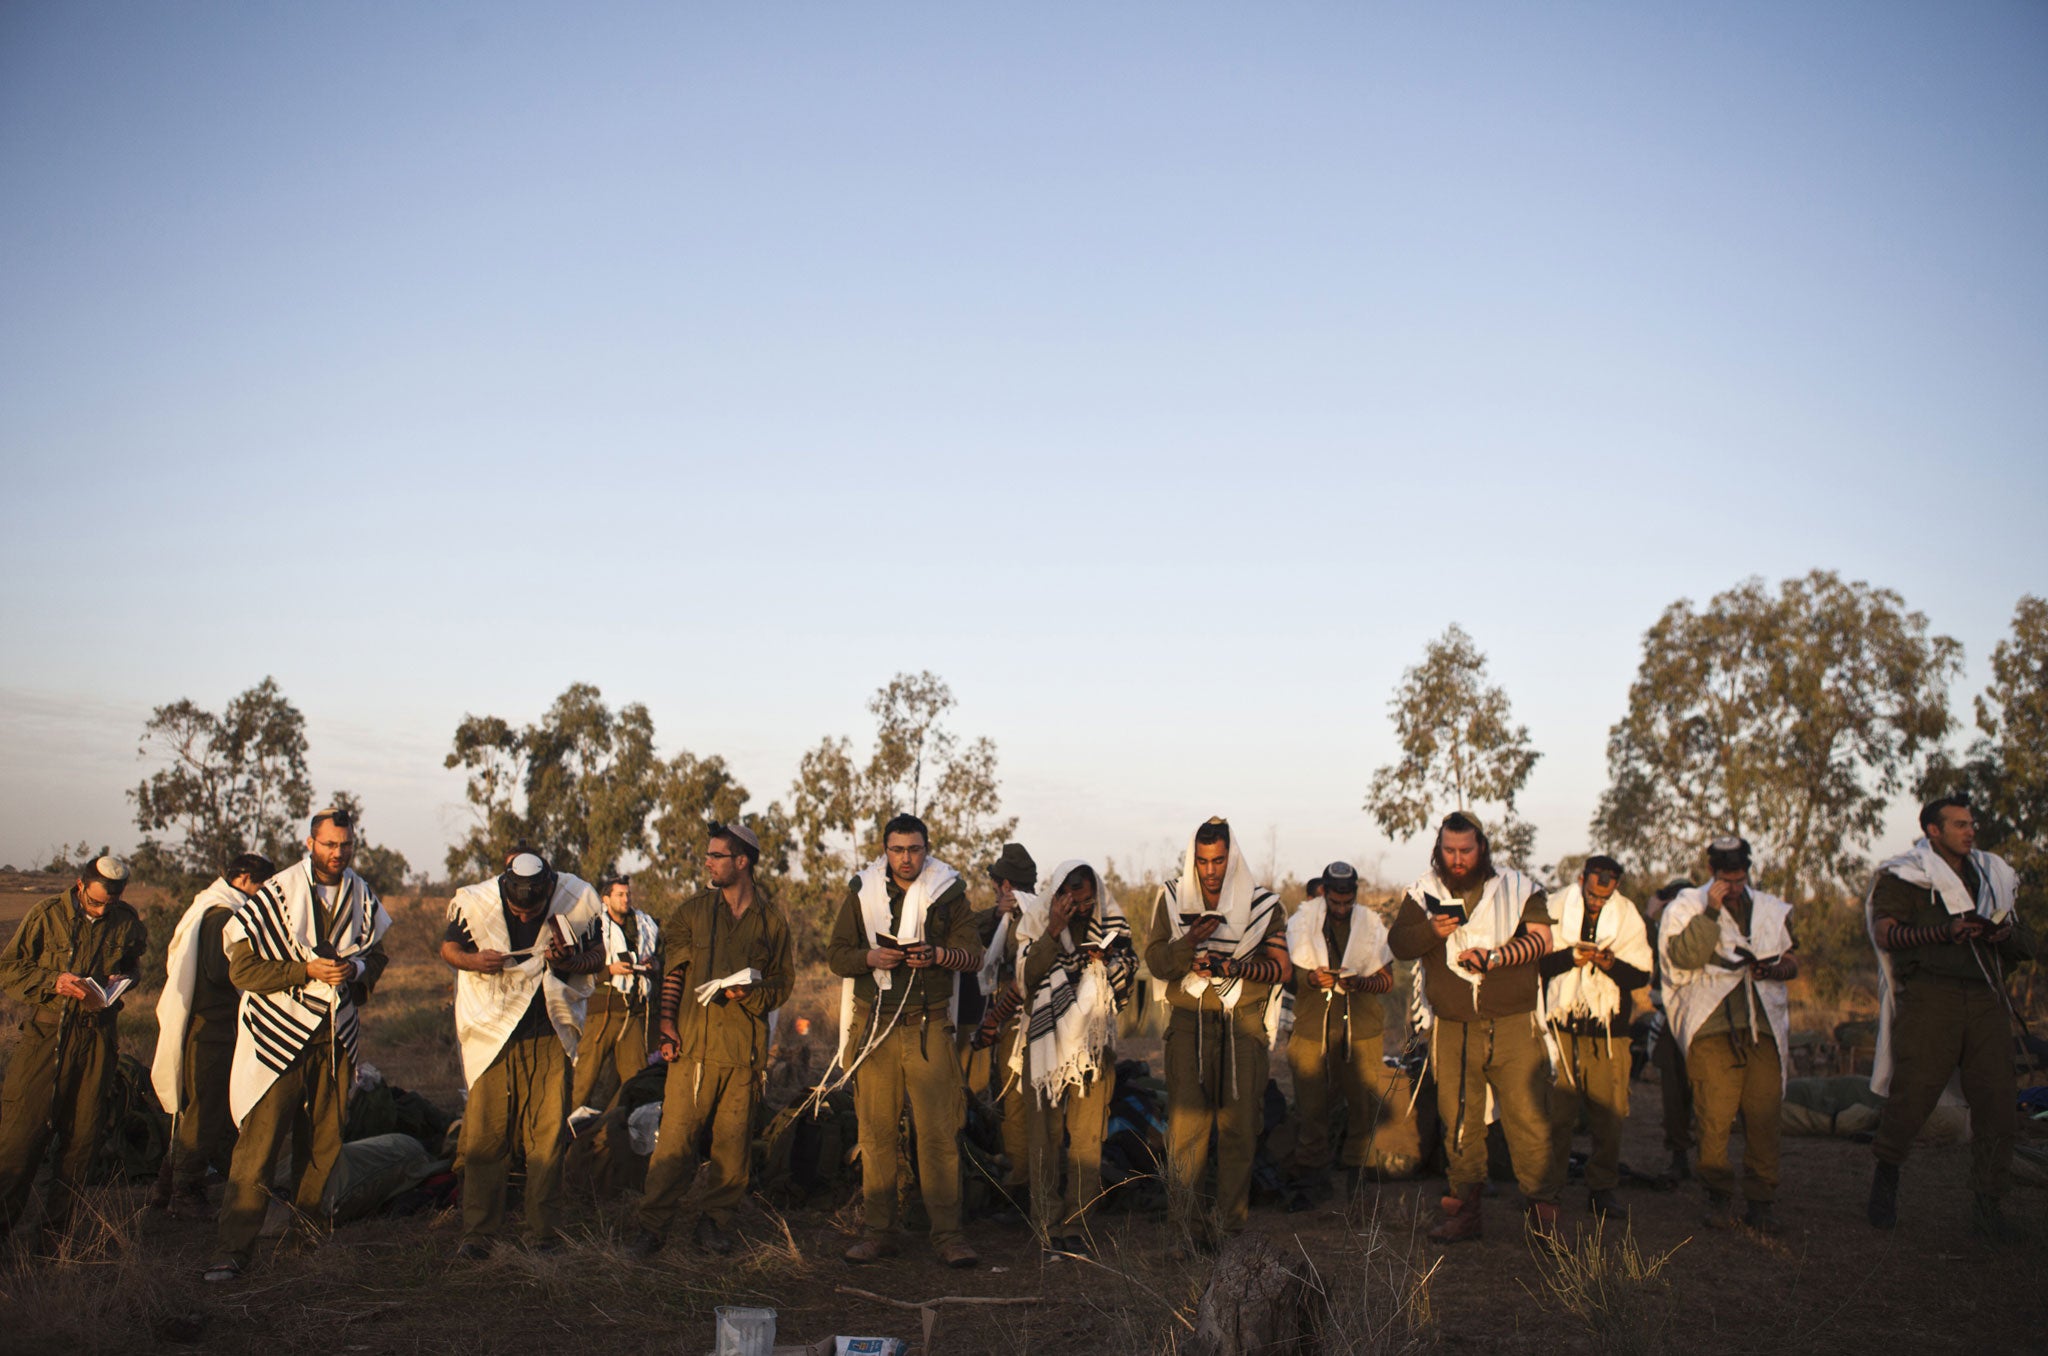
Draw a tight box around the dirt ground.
[1,876,2044,1354]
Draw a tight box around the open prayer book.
[78,974,134,1006]
[694,967,761,1006]
[1420,894,1468,926]
[1176,910,1228,928]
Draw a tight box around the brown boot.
[842,1236,900,1264]
[1426,1187,1484,1245]
[937,1239,980,1269]
[1524,1200,1562,1243]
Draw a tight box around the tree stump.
[1187,1233,1322,1356]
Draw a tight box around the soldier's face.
[1324,885,1358,912]
[1438,830,1480,883]
[885,832,928,886]
[1583,869,1618,904]
[1930,806,1976,857]
[1195,841,1229,903]
[308,824,355,880]
[605,883,632,914]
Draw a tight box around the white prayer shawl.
[976,894,1031,997]
[1541,885,1653,1070]
[1153,830,1286,1044]
[1865,839,2019,1097]
[150,877,248,1113]
[224,859,393,1126]
[448,872,603,1088]
[600,907,662,1000]
[1408,867,1542,1000]
[835,856,963,1067]
[1286,898,1393,1050]
[1012,860,1132,1102]
[1658,884,1795,1090]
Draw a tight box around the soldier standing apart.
[630,822,793,1257]
[1387,812,1556,1243]
[1659,836,1798,1235]
[1143,817,1289,1254]
[828,814,985,1267]
[1536,855,1652,1222]
[150,852,275,1217]
[1866,796,2033,1241]
[1284,861,1398,1206]
[0,856,147,1242]
[442,852,605,1258]
[204,811,391,1282]
[572,875,661,1116]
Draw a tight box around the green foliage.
[128,677,314,891]
[1920,595,2048,900]
[1364,624,1541,867]
[1594,571,1960,901]
[441,684,659,883]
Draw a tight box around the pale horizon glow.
[3,3,2044,892]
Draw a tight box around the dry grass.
[1524,1222,1684,1356]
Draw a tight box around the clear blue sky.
[3,2,2044,887]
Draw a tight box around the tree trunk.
[1187,1233,1322,1356]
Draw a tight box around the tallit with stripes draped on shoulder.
[1011,860,1137,1102]
[224,858,392,1125]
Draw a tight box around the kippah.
[92,855,131,883]
[1322,862,1360,885]
[509,853,547,877]
[1709,835,1746,854]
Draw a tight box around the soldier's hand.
[53,973,88,1001]
[1429,913,1460,939]
[1984,919,2015,944]
[607,960,637,976]
[1946,916,1986,943]
[1188,916,1223,943]
[1572,944,1597,968]
[1592,948,1616,971]
[867,947,905,971]
[657,1026,681,1062]
[722,985,751,1002]
[470,949,509,975]
[305,957,354,985]
[1455,947,1490,974]
[1047,898,1075,936]
[1313,967,1338,990]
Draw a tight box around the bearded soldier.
[1388,812,1556,1243]
[1284,861,1398,1204]
[630,822,793,1257]
[0,855,148,1241]
[828,813,986,1267]
[571,875,661,1116]
[442,852,605,1257]
[1659,836,1798,1235]
[1143,817,1289,1253]
[150,852,276,1218]
[1014,860,1137,1257]
[1866,796,2034,1241]
[1536,855,1652,1221]
[204,811,392,1281]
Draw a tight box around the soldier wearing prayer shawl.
[1659,835,1798,1235]
[827,813,986,1268]
[1534,855,1651,1222]
[1865,796,2034,1242]
[1143,818,1289,1253]
[1014,860,1136,1258]
[1387,811,1556,1243]
[629,822,793,1258]
[204,812,391,1282]
[1283,861,1400,1204]
[0,855,148,1242]
[571,874,661,1117]
[971,842,1038,1211]
[150,852,276,1218]
[440,851,605,1258]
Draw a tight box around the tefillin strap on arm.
[1489,934,1545,969]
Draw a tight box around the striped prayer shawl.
[224,859,391,1126]
[1013,861,1136,1102]
[601,906,661,1000]
[1154,878,1284,1015]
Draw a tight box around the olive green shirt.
[0,889,148,1028]
[1388,881,1552,1022]
[1872,862,2035,983]
[827,874,981,1009]
[664,887,795,1071]
[187,902,240,1043]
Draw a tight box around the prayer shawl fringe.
[1865,840,2018,1097]
[224,859,392,1126]
[1658,885,1794,1090]
[1285,897,1393,1048]
[150,877,246,1113]
[449,873,602,1088]
[1541,885,1653,1072]
[836,856,962,1068]
[602,907,661,1000]
[1012,860,1135,1104]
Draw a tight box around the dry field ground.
[1,871,2044,1355]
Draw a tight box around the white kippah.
[94,854,131,882]
[509,853,546,878]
